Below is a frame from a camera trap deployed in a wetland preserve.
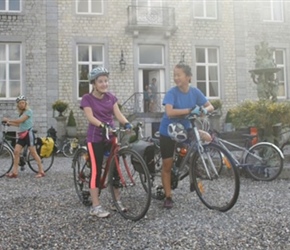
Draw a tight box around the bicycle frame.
[213,136,284,168]
[98,128,135,190]
[1,124,29,163]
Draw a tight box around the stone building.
[0,0,289,137]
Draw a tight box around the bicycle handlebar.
[102,123,135,141]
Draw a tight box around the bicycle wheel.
[281,142,290,162]
[108,147,151,221]
[0,144,14,177]
[72,147,92,206]
[27,151,55,173]
[189,143,240,212]
[244,142,283,181]
[62,141,78,158]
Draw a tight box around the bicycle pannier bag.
[38,137,54,158]
[131,140,155,174]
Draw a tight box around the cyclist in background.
[80,66,132,218]
[2,95,45,178]
[159,63,214,209]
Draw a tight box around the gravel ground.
[1,156,290,250]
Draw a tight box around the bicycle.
[0,122,55,177]
[136,113,240,212]
[71,124,151,221]
[211,129,284,181]
[61,137,81,157]
[46,126,80,158]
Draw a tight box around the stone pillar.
[54,116,66,141]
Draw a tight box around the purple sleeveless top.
[80,92,117,143]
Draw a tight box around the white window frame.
[263,0,283,22]
[0,43,22,99]
[195,47,220,98]
[193,0,217,20]
[0,0,21,12]
[76,44,104,98]
[138,45,164,66]
[273,49,286,99]
[76,0,104,15]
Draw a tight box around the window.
[77,44,104,98]
[139,45,164,65]
[0,43,21,99]
[0,0,21,12]
[273,49,286,98]
[195,47,220,98]
[193,0,217,19]
[76,0,103,14]
[263,0,283,22]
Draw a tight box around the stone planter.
[66,126,77,138]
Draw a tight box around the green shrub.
[67,110,77,127]
[230,100,290,131]
[210,99,222,110]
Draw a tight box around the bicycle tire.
[108,147,151,221]
[27,151,55,173]
[189,142,240,212]
[62,141,78,158]
[281,142,290,162]
[244,142,283,181]
[0,144,14,177]
[72,147,92,206]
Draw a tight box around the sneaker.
[163,197,174,209]
[89,205,110,218]
[111,200,127,212]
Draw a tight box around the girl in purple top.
[80,66,132,218]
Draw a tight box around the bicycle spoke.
[72,148,92,206]
[245,143,283,181]
[109,148,151,221]
[0,144,13,177]
[190,143,240,212]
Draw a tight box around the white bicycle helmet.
[167,123,187,142]
[16,95,27,103]
[88,66,109,83]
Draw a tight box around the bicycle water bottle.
[102,150,110,169]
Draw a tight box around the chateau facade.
[1,0,289,136]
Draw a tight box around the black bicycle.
[134,114,240,212]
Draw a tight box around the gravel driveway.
[1,156,290,250]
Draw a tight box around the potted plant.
[209,99,222,131]
[224,109,234,132]
[66,110,77,137]
[52,100,68,117]
[211,99,222,111]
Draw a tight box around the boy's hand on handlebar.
[124,122,133,130]
[190,106,201,116]
[201,107,208,115]
[190,106,208,116]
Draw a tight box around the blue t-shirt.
[19,109,33,132]
[80,92,117,143]
[159,86,208,137]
